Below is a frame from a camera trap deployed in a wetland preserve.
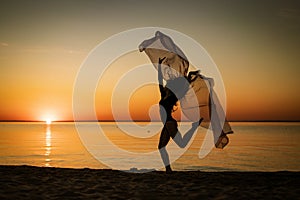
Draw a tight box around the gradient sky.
[0,0,299,121]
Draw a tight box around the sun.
[41,113,56,124]
[46,119,52,125]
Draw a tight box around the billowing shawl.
[139,31,233,144]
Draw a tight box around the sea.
[0,122,299,172]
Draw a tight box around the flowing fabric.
[181,72,233,134]
[139,31,233,147]
[139,31,189,80]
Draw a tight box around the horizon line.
[0,119,299,123]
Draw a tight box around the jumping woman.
[157,57,202,173]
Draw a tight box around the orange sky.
[0,1,299,121]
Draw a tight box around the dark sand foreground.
[0,165,299,199]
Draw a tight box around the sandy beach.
[0,165,298,199]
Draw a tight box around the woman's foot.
[166,165,173,174]
[215,133,229,149]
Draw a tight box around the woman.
[157,57,202,173]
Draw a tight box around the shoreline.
[0,165,299,199]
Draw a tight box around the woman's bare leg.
[172,118,203,148]
[159,147,172,172]
[158,127,172,172]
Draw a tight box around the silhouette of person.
[157,57,202,173]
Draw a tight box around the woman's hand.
[158,57,166,64]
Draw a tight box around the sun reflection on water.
[45,124,52,167]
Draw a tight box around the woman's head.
[165,77,190,100]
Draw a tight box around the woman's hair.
[159,76,189,114]
[159,89,178,113]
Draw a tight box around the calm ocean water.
[0,122,299,171]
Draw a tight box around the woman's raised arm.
[158,57,166,97]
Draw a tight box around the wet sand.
[0,165,299,199]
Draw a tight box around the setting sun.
[41,113,56,124]
[46,119,52,125]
